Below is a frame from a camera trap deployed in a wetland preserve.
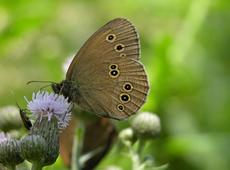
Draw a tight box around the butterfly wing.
[66,18,149,120]
[67,18,140,78]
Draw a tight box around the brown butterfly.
[52,18,149,120]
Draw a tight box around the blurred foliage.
[0,0,229,170]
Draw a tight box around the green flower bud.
[119,128,136,146]
[30,117,60,166]
[0,133,24,168]
[131,112,161,139]
[21,134,47,164]
[0,106,22,131]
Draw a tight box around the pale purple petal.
[0,132,10,143]
[25,91,72,129]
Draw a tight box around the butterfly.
[52,18,149,120]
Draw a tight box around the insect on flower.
[16,102,32,130]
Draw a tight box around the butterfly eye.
[120,53,126,57]
[109,64,118,70]
[109,69,120,78]
[123,82,133,92]
[117,104,124,111]
[120,93,130,103]
[106,34,116,42]
[115,44,125,52]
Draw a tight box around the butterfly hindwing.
[70,57,149,120]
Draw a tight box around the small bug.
[16,103,32,130]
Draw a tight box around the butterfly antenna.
[27,80,58,92]
[27,80,57,85]
[39,84,53,91]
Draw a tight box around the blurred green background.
[0,0,229,170]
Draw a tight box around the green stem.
[137,139,145,159]
[128,145,140,170]
[31,162,43,170]
[72,122,85,170]
[129,140,147,170]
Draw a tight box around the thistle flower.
[21,91,73,168]
[0,132,9,143]
[0,132,24,168]
[25,91,72,129]
[131,112,161,139]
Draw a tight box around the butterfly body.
[52,18,149,120]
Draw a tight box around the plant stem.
[137,139,145,158]
[72,122,85,170]
[129,145,140,170]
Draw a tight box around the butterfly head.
[51,80,74,102]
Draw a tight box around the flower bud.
[20,118,60,168]
[119,128,136,146]
[0,133,24,167]
[131,112,161,139]
[21,134,47,164]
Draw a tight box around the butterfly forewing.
[67,18,140,80]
